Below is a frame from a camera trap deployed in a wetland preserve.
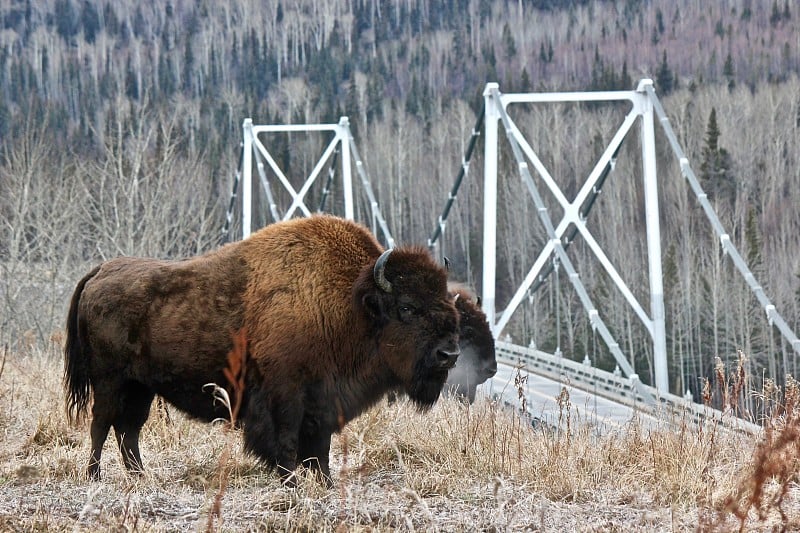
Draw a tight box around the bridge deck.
[486,363,669,434]
[481,342,761,435]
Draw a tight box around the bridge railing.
[495,341,762,435]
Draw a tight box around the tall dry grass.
[0,340,798,531]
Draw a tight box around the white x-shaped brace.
[493,105,657,348]
[250,127,347,221]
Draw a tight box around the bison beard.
[63,215,460,486]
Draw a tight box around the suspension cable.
[253,149,281,223]
[220,142,245,244]
[317,145,340,212]
[427,104,485,251]
[554,257,562,357]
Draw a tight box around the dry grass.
[0,341,798,532]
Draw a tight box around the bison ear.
[476,296,482,308]
[362,291,390,327]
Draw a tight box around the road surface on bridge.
[483,362,669,434]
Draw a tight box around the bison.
[64,214,460,485]
[444,283,497,403]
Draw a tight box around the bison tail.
[64,265,101,424]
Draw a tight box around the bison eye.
[398,305,415,321]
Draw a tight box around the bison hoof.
[280,470,299,489]
[310,469,333,489]
[279,468,333,489]
[87,465,101,481]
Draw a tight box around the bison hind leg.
[87,380,124,480]
[112,381,155,474]
[88,412,112,480]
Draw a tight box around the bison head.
[355,246,460,408]
[445,285,497,403]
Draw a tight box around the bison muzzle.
[63,215,460,485]
[445,283,497,403]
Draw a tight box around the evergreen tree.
[405,74,420,116]
[55,0,80,42]
[744,207,763,272]
[41,46,49,97]
[484,45,498,84]
[723,53,735,91]
[655,50,674,94]
[124,57,138,100]
[366,74,384,122]
[770,1,782,27]
[208,45,219,94]
[182,35,195,95]
[590,46,603,90]
[81,0,100,44]
[345,71,360,136]
[502,23,516,60]
[714,18,725,38]
[743,206,769,380]
[103,2,119,36]
[0,98,9,138]
[158,52,175,97]
[132,6,147,38]
[662,243,682,393]
[520,67,532,92]
[699,108,736,204]
[655,8,665,35]
[620,60,631,89]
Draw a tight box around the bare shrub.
[0,99,225,348]
[0,113,83,346]
[701,376,800,531]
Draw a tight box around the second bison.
[445,283,497,403]
[64,215,460,485]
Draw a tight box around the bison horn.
[373,249,393,293]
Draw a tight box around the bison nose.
[484,361,498,378]
[436,341,460,369]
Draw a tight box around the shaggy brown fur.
[445,283,497,403]
[64,215,460,485]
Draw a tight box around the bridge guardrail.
[496,341,762,435]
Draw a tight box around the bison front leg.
[243,388,304,486]
[298,430,333,488]
[273,401,306,486]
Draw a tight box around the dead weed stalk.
[203,328,247,532]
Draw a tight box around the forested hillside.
[1,0,799,404]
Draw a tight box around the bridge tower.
[227,116,394,248]
[480,80,800,397]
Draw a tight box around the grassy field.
[0,341,798,532]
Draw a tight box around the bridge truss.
[479,80,800,397]
[224,116,394,247]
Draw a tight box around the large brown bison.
[444,283,497,403]
[64,214,460,485]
